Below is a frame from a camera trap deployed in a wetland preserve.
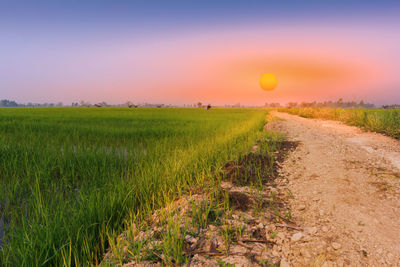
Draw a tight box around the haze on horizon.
[1,0,400,106]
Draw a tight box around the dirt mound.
[223,140,298,186]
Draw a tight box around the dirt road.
[272,112,400,266]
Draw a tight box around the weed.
[191,200,223,230]
[283,210,292,221]
[270,231,277,239]
[220,224,239,254]
[142,246,163,263]
[161,216,188,265]
[286,189,294,199]
[125,239,146,263]
[269,191,277,207]
[253,188,264,217]
[217,259,236,267]
[273,208,282,223]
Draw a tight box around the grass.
[279,107,400,139]
[101,128,290,266]
[161,216,188,265]
[0,107,268,266]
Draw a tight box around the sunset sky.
[1,1,400,106]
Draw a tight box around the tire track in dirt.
[272,112,400,266]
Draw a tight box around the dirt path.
[271,112,400,266]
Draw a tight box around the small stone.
[387,253,394,262]
[300,248,311,258]
[257,223,264,229]
[184,235,196,244]
[307,226,318,235]
[277,232,286,240]
[298,204,306,210]
[209,237,218,253]
[291,232,303,242]
[322,261,334,267]
[332,242,341,250]
[280,258,290,267]
[272,248,280,257]
[322,226,328,232]
[267,224,276,232]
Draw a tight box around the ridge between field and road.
[104,112,400,266]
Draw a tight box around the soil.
[271,111,400,266]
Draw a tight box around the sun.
[260,73,278,91]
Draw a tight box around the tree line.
[0,98,378,108]
[269,99,375,108]
[0,99,64,107]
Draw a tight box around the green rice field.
[0,107,268,266]
[279,107,400,139]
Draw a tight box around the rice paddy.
[0,107,268,266]
[279,107,400,139]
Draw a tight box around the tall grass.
[279,107,400,139]
[0,107,267,266]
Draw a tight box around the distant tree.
[364,103,375,108]
[0,99,18,107]
[300,102,308,108]
[197,102,202,108]
[269,103,281,108]
[336,98,343,107]
[233,103,241,108]
[79,100,91,107]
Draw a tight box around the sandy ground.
[272,112,400,266]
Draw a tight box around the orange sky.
[2,15,400,105]
[104,25,395,105]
